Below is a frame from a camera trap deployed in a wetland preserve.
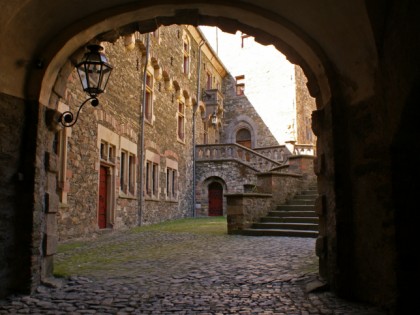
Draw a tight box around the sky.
[199,26,297,145]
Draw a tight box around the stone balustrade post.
[288,155,316,187]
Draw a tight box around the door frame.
[98,164,114,229]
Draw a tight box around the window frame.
[145,72,154,123]
[145,160,159,199]
[235,75,245,96]
[183,36,190,75]
[120,150,136,196]
[177,100,185,143]
[166,167,178,200]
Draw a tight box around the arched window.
[236,128,252,149]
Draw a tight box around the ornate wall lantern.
[59,44,113,127]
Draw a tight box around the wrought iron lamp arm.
[59,97,99,127]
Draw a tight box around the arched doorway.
[208,182,223,216]
[236,128,252,149]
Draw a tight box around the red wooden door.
[237,139,252,149]
[208,182,223,216]
[98,166,107,229]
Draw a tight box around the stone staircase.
[241,186,319,237]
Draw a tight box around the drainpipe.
[138,33,150,226]
[193,40,206,218]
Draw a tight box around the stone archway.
[36,8,336,296]
[2,1,419,312]
[20,1,340,304]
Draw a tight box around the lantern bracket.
[59,97,99,127]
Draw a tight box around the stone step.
[241,228,318,238]
[276,204,315,211]
[294,194,318,200]
[268,210,318,218]
[287,199,315,205]
[252,222,318,231]
[240,184,319,238]
[300,190,318,195]
[261,216,319,224]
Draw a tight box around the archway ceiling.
[0,0,377,105]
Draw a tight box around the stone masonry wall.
[195,160,259,216]
[295,66,316,145]
[257,172,303,206]
[59,73,101,238]
[226,193,273,234]
[221,74,279,148]
[58,25,226,239]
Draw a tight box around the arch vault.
[1,1,419,313]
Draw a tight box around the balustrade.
[196,143,283,172]
[254,145,292,163]
[293,144,316,156]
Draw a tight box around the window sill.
[100,159,116,166]
[119,193,137,200]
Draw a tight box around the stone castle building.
[56,25,315,239]
[2,2,417,313]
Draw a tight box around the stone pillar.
[42,152,60,280]
[226,193,272,234]
[288,155,316,187]
[257,172,302,205]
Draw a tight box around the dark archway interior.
[391,78,420,312]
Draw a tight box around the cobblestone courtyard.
[0,218,385,314]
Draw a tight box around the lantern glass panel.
[77,64,88,91]
[99,64,112,91]
[76,45,113,97]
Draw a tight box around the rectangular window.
[172,170,176,197]
[108,146,114,163]
[100,142,106,160]
[145,73,153,122]
[183,40,190,74]
[177,101,185,141]
[101,141,116,164]
[166,168,177,199]
[128,155,135,194]
[120,150,136,195]
[120,151,126,191]
[146,161,150,194]
[235,75,245,96]
[146,160,159,198]
[206,72,212,90]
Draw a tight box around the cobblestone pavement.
[0,229,386,314]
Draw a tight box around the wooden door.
[208,182,223,216]
[237,139,252,149]
[98,166,107,229]
[236,128,252,149]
